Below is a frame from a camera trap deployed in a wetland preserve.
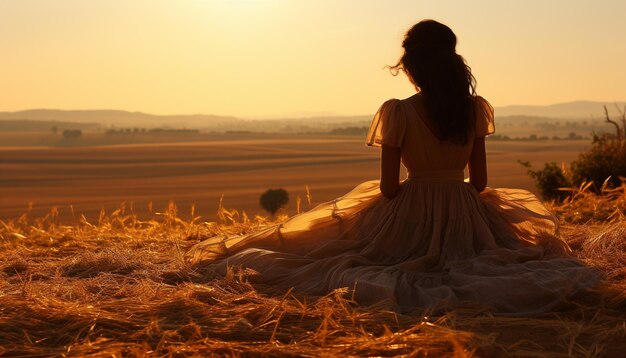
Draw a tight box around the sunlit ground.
[1,182,625,356]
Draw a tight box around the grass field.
[0,181,625,356]
[1,133,624,356]
[0,133,590,223]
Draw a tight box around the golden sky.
[1,0,625,117]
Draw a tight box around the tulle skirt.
[186,178,602,315]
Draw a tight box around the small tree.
[260,188,289,216]
[51,125,58,134]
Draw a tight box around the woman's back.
[367,94,494,176]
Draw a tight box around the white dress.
[186,95,602,315]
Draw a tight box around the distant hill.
[495,101,626,118]
[0,109,371,133]
[0,109,241,129]
[0,100,623,133]
[0,119,100,132]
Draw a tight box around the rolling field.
[2,133,625,356]
[0,134,590,222]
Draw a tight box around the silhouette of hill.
[495,101,626,118]
[0,109,371,133]
[0,100,623,133]
[0,119,100,132]
[0,109,241,129]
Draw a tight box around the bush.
[521,105,626,200]
[259,189,289,216]
[519,161,571,201]
[521,137,626,201]
[570,134,626,191]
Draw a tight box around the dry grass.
[1,195,625,357]
[547,180,626,224]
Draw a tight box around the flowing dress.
[186,95,602,315]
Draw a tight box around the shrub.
[521,105,626,200]
[570,134,626,191]
[259,188,289,216]
[519,161,571,201]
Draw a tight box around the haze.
[1,0,625,118]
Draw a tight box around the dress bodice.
[366,94,495,180]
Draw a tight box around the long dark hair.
[391,20,477,145]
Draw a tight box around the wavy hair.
[390,20,477,145]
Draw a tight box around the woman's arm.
[380,144,402,198]
[468,136,488,192]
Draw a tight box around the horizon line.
[1,98,625,120]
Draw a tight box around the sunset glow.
[1,0,625,117]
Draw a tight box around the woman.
[187,20,601,314]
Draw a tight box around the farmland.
[0,133,590,222]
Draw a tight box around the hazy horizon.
[2,99,626,121]
[2,1,625,117]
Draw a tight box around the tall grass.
[1,191,625,356]
[547,180,626,224]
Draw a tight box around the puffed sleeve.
[366,99,406,147]
[475,96,495,137]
